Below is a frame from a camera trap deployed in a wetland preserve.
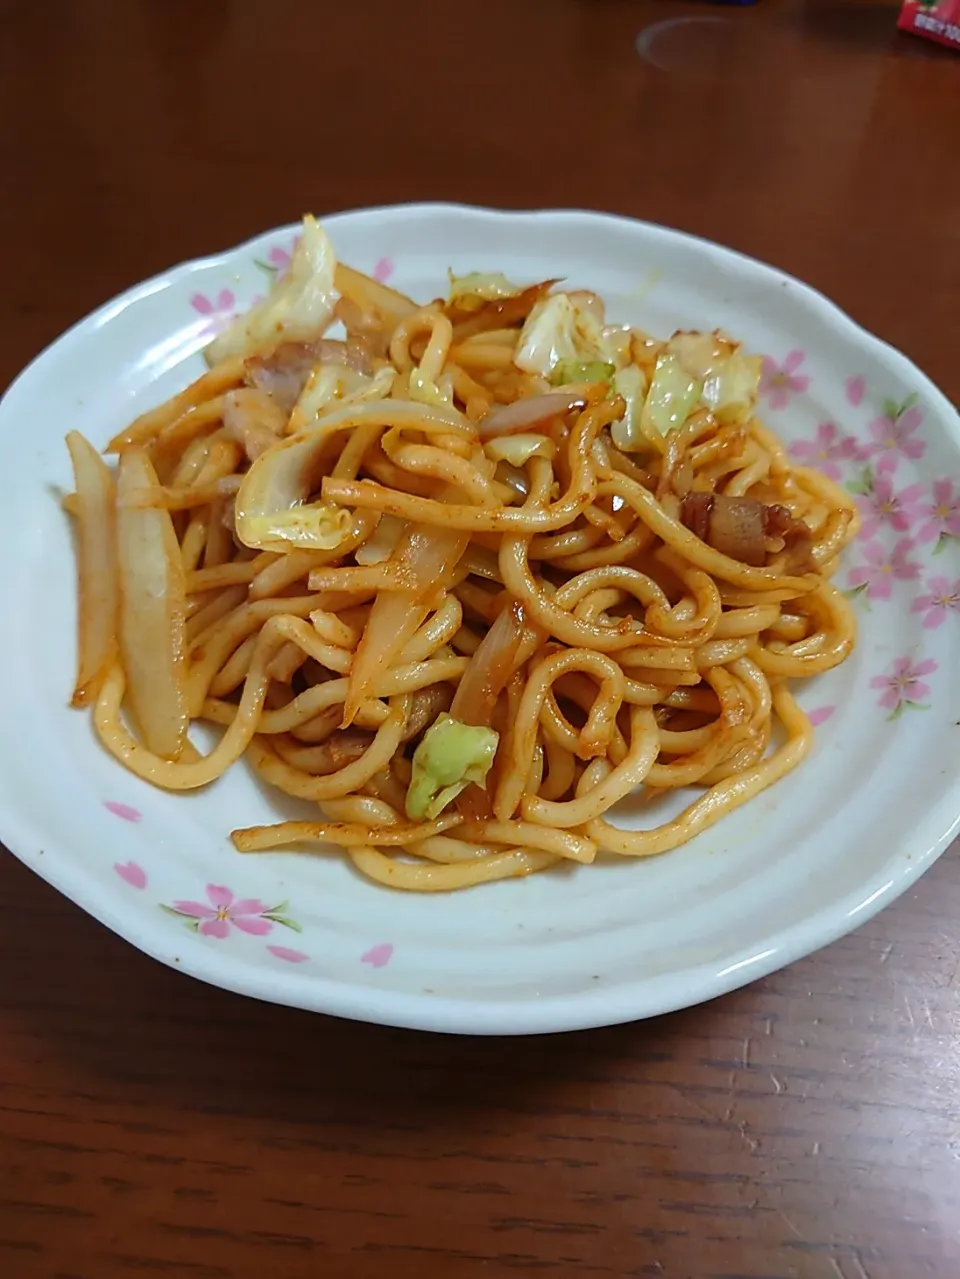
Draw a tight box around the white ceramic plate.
[2,204,959,1035]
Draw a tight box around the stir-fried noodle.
[64,216,858,891]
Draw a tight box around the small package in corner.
[898,0,960,51]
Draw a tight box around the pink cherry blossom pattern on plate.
[361,943,394,969]
[846,538,922,602]
[114,861,147,890]
[845,376,865,407]
[372,257,395,283]
[254,241,296,283]
[863,395,926,464]
[788,422,861,482]
[104,800,142,822]
[916,479,960,551]
[854,469,925,541]
[806,706,836,727]
[760,350,809,411]
[911,576,960,630]
[268,245,292,272]
[161,884,301,940]
[267,945,310,964]
[869,656,937,720]
[190,289,237,340]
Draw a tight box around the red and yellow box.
[898,0,960,50]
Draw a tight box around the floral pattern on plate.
[783,374,953,711]
[161,883,300,938]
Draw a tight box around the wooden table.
[1,3,958,1276]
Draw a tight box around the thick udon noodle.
[65,236,858,891]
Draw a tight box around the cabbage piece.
[448,271,519,303]
[700,351,762,425]
[609,366,648,452]
[239,503,352,552]
[666,331,762,426]
[667,331,738,378]
[238,399,469,554]
[290,363,393,432]
[405,714,500,820]
[601,324,633,367]
[631,330,666,378]
[702,355,762,424]
[640,353,701,437]
[514,293,614,378]
[206,215,337,364]
[549,359,615,387]
[234,428,354,552]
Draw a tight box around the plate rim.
[1,201,959,1035]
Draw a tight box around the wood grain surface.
[1,2,958,1276]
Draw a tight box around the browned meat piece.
[681,492,812,568]
[244,339,368,412]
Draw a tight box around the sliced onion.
[354,513,405,565]
[477,391,588,439]
[493,460,529,501]
[116,449,189,758]
[450,600,525,727]
[344,524,468,725]
[66,431,118,706]
[334,262,418,330]
[449,600,526,821]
